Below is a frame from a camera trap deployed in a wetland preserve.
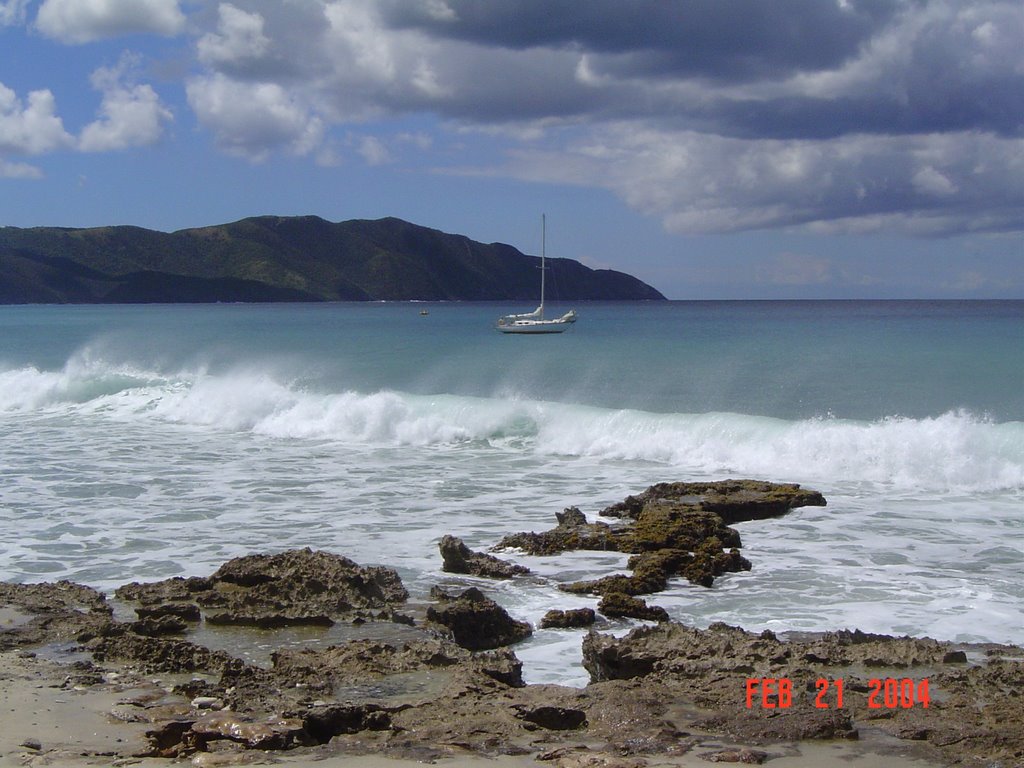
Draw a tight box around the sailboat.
[495,215,577,334]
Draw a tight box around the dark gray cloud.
[383,0,900,82]
[694,83,1024,140]
[180,0,1024,140]
[377,0,1024,140]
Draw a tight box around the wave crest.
[2,360,1020,492]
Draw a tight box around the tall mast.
[540,213,546,318]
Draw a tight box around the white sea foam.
[2,354,1022,678]
[2,359,1020,494]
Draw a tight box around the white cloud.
[912,166,958,197]
[2,61,171,167]
[323,0,398,84]
[0,83,74,155]
[182,0,453,157]
[79,56,173,152]
[488,125,1024,236]
[197,4,271,68]
[0,0,29,26]
[186,73,324,161]
[0,159,42,178]
[35,0,185,43]
[420,0,456,23]
[356,134,392,165]
[398,131,432,150]
[410,58,447,98]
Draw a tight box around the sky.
[1,0,1022,299]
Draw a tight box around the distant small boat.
[420,309,429,316]
[496,215,577,334]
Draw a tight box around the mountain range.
[0,216,664,303]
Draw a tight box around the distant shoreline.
[1,297,1021,308]
[0,216,665,304]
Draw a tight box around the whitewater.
[0,301,1021,685]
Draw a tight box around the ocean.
[0,300,1021,685]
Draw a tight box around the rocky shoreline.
[1,480,1021,767]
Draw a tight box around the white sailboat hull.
[496,308,577,333]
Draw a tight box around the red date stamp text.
[745,677,930,709]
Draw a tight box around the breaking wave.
[2,358,1021,493]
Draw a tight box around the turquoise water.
[5,301,1020,419]
[0,301,1021,684]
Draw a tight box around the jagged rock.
[500,481,823,595]
[584,623,725,682]
[514,705,587,730]
[377,679,593,756]
[679,539,752,588]
[89,628,236,674]
[604,724,696,757]
[600,480,826,523]
[268,635,525,692]
[629,549,692,590]
[694,481,826,524]
[438,535,530,578]
[540,608,597,629]
[538,750,647,768]
[498,505,739,586]
[495,518,619,555]
[699,748,768,763]
[192,752,272,767]
[469,649,526,687]
[0,580,113,649]
[129,615,189,636]
[597,594,669,623]
[563,548,699,596]
[300,703,393,743]
[615,505,741,553]
[186,711,313,751]
[0,580,110,615]
[134,602,201,622]
[556,506,588,526]
[116,576,212,604]
[561,574,644,597]
[205,611,335,628]
[115,548,408,627]
[143,720,195,757]
[580,618,1000,754]
[426,586,532,650]
[697,709,857,742]
[210,548,407,603]
[272,637,462,682]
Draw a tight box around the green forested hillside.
[0,216,664,303]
